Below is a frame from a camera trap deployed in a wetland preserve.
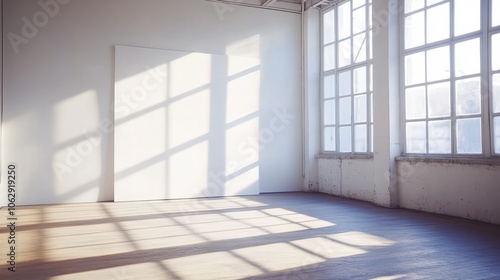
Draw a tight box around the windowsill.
[396,156,500,166]
[316,153,374,160]
[317,154,500,165]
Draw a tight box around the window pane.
[428,82,451,118]
[369,4,372,29]
[369,65,373,92]
[455,38,481,77]
[427,45,450,82]
[338,2,351,40]
[405,0,425,13]
[371,124,374,151]
[339,71,352,96]
[353,6,366,34]
[495,117,500,154]
[354,94,367,123]
[406,121,427,153]
[405,52,425,86]
[493,33,500,71]
[354,66,367,94]
[405,12,425,49]
[454,0,481,36]
[340,126,352,152]
[494,0,500,27]
[324,127,336,151]
[370,93,373,122]
[427,0,445,6]
[324,75,335,99]
[406,86,426,120]
[494,74,500,113]
[324,44,335,71]
[355,125,368,152]
[338,39,351,68]
[353,33,367,63]
[369,30,373,59]
[324,10,335,45]
[428,120,451,154]
[339,97,352,125]
[456,77,481,116]
[324,99,336,125]
[427,3,450,44]
[457,118,482,154]
[353,0,365,9]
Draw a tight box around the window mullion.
[450,39,458,155]
[365,1,370,152]
[423,50,430,153]
[482,0,492,156]
[446,0,455,155]
[335,5,340,152]
[351,2,355,152]
[320,73,325,152]
[320,8,325,152]
[400,0,407,153]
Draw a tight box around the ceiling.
[206,0,333,13]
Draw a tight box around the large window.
[402,0,500,156]
[321,0,373,153]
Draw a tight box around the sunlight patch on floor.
[328,231,396,247]
[49,262,170,280]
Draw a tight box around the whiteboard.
[114,45,261,202]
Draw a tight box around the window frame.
[489,0,500,154]
[320,0,373,154]
[400,0,500,157]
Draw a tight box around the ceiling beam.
[304,0,331,10]
[312,0,327,8]
[262,0,277,6]
[206,0,301,13]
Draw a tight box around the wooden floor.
[1,193,500,280]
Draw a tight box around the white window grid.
[401,0,500,157]
[321,0,373,153]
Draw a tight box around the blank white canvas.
[114,45,260,202]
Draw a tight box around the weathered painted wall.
[318,158,375,203]
[314,0,500,225]
[318,156,500,225]
[398,160,500,224]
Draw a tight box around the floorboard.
[1,193,500,279]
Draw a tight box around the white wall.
[398,160,500,224]
[2,0,302,205]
